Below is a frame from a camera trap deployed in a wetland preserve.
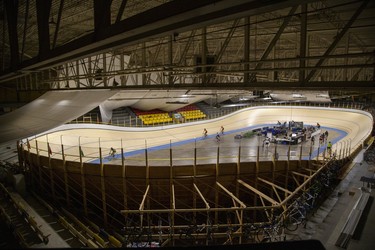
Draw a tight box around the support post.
[47,142,55,200]
[61,143,70,207]
[79,137,88,216]
[35,140,42,190]
[121,141,128,226]
[99,147,107,227]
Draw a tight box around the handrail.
[0,183,50,244]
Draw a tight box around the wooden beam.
[120,204,285,214]
[121,205,276,214]
[292,171,310,179]
[171,184,175,209]
[216,181,246,208]
[194,183,210,209]
[302,167,318,173]
[237,179,279,205]
[257,177,292,194]
[139,185,150,211]
[271,186,284,205]
[292,174,300,186]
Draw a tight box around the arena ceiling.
[0,0,375,105]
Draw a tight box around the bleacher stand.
[175,104,206,121]
[132,108,173,125]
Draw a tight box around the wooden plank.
[194,183,210,209]
[216,181,246,208]
[237,179,279,205]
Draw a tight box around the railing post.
[237,144,241,173]
[79,139,88,216]
[170,140,173,168]
[194,139,197,176]
[121,140,128,222]
[216,145,220,174]
[99,146,107,227]
[47,141,55,201]
[35,140,42,190]
[256,145,260,175]
[61,142,70,207]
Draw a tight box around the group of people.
[203,126,225,142]
[310,125,333,156]
[317,130,329,145]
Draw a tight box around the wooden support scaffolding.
[237,179,279,206]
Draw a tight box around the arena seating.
[175,104,206,120]
[132,108,173,125]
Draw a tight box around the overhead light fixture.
[292,93,305,99]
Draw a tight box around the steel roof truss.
[305,0,370,82]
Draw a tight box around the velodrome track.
[28,106,373,163]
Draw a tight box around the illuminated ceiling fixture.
[292,93,305,99]
[316,94,330,98]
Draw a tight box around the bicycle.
[179,224,197,245]
[242,223,259,243]
[256,217,286,242]
[284,203,307,231]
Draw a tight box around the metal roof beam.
[4,0,20,69]
[94,0,111,39]
[250,5,298,81]
[305,0,370,82]
[20,0,30,62]
[115,0,128,23]
[52,0,65,49]
[36,0,52,59]
[1,0,317,77]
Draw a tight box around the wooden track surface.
[29,106,373,161]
